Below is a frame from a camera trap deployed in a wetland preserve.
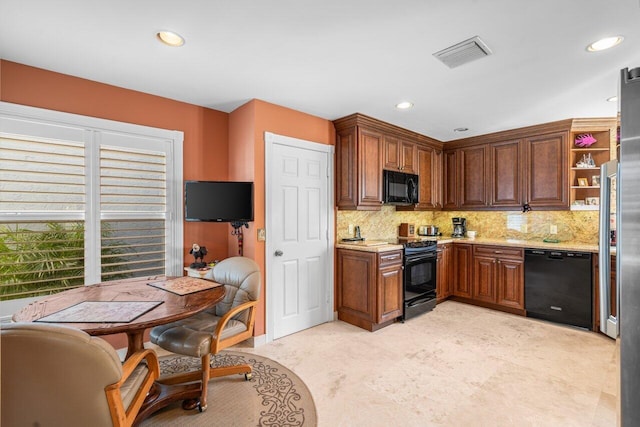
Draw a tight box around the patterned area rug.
[140,351,317,427]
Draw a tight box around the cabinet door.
[437,244,452,301]
[383,135,401,171]
[401,141,417,174]
[453,244,473,298]
[490,140,522,207]
[496,258,524,309]
[416,145,438,209]
[336,128,357,209]
[337,250,376,322]
[524,132,568,208]
[358,129,384,208]
[459,145,489,208]
[473,256,497,303]
[443,150,458,209]
[377,263,403,323]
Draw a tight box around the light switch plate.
[257,228,266,241]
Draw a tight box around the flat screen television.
[185,181,254,222]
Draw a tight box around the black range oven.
[401,240,438,320]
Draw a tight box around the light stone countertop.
[336,236,599,253]
[335,240,403,253]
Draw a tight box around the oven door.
[404,252,437,299]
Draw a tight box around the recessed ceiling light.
[607,96,618,102]
[395,101,413,110]
[586,36,623,52]
[453,127,469,132]
[157,30,185,47]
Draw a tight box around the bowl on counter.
[467,230,477,239]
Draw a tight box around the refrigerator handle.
[599,159,619,339]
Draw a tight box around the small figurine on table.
[189,243,208,268]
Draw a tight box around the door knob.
[274,250,283,256]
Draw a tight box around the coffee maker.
[452,217,467,238]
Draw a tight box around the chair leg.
[199,353,211,411]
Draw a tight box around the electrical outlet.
[550,224,558,234]
[348,224,354,235]
[257,228,266,241]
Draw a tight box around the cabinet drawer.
[473,245,523,260]
[378,250,403,267]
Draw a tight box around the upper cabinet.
[568,118,618,211]
[523,131,568,209]
[444,120,573,211]
[335,123,383,210]
[334,113,443,211]
[383,136,417,174]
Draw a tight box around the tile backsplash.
[337,206,599,244]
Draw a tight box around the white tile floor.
[236,301,618,427]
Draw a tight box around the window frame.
[0,101,184,317]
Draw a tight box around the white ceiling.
[1,0,640,141]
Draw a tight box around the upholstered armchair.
[150,256,261,411]
[1,322,160,427]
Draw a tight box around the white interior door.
[265,132,334,340]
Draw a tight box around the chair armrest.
[211,300,258,353]
[120,348,160,382]
[105,348,160,426]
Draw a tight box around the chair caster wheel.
[245,373,253,381]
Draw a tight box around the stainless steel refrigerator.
[600,66,640,426]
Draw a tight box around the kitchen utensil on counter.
[452,217,467,237]
[418,225,439,236]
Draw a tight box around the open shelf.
[569,119,617,209]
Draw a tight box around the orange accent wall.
[229,99,335,336]
[0,60,231,262]
[1,60,337,342]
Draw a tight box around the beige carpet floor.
[139,350,317,427]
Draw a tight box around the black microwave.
[383,170,419,205]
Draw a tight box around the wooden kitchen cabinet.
[459,144,490,208]
[337,248,403,331]
[437,243,453,302]
[383,135,417,174]
[406,144,442,210]
[335,122,384,210]
[523,131,569,209]
[452,243,473,298]
[471,245,524,312]
[443,150,458,209]
[335,113,444,212]
[444,119,573,211]
[490,139,522,208]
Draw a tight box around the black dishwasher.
[524,249,592,329]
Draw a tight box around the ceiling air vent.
[433,36,492,68]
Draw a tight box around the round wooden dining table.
[12,275,226,359]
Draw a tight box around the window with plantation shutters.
[0,102,183,306]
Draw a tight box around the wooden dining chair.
[150,256,261,412]
[1,322,160,427]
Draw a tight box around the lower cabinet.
[452,244,473,298]
[337,248,403,331]
[450,243,524,315]
[436,243,453,302]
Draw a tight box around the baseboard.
[249,334,267,348]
